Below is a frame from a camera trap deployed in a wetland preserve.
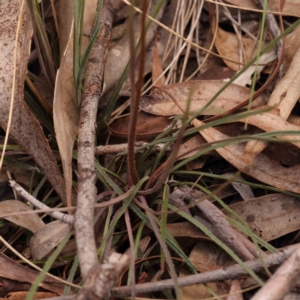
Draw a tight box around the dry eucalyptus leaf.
[180,241,232,299]
[243,45,300,164]
[235,109,300,150]
[224,194,300,241]
[140,81,266,116]
[0,253,65,295]
[54,28,79,207]
[152,37,166,87]
[193,118,300,193]
[284,25,300,71]
[0,200,44,233]
[0,1,67,204]
[30,220,71,260]
[56,0,98,206]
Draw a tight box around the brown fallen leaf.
[167,222,207,240]
[215,24,274,72]
[152,35,166,87]
[224,193,300,242]
[0,253,65,295]
[30,220,71,260]
[108,111,172,140]
[0,1,67,204]
[0,291,57,300]
[140,80,266,116]
[193,118,300,193]
[180,241,231,299]
[0,200,44,233]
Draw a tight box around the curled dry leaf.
[30,220,71,260]
[193,118,300,194]
[0,200,44,233]
[140,80,266,116]
[224,194,300,242]
[0,1,67,204]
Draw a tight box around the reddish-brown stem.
[127,0,148,185]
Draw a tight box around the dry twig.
[74,0,125,280]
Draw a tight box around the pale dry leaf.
[243,45,300,164]
[224,0,257,9]
[284,24,300,71]
[55,0,97,206]
[0,200,44,233]
[193,118,300,193]
[0,0,67,204]
[30,220,71,260]
[222,173,255,200]
[0,253,65,295]
[269,0,300,17]
[235,109,300,149]
[152,36,166,87]
[224,193,300,242]
[230,52,276,86]
[140,80,266,116]
[53,28,79,207]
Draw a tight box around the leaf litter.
[1,0,300,299]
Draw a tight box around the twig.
[252,246,300,300]
[9,180,74,225]
[0,187,134,220]
[111,244,300,297]
[74,0,125,279]
[95,142,170,155]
